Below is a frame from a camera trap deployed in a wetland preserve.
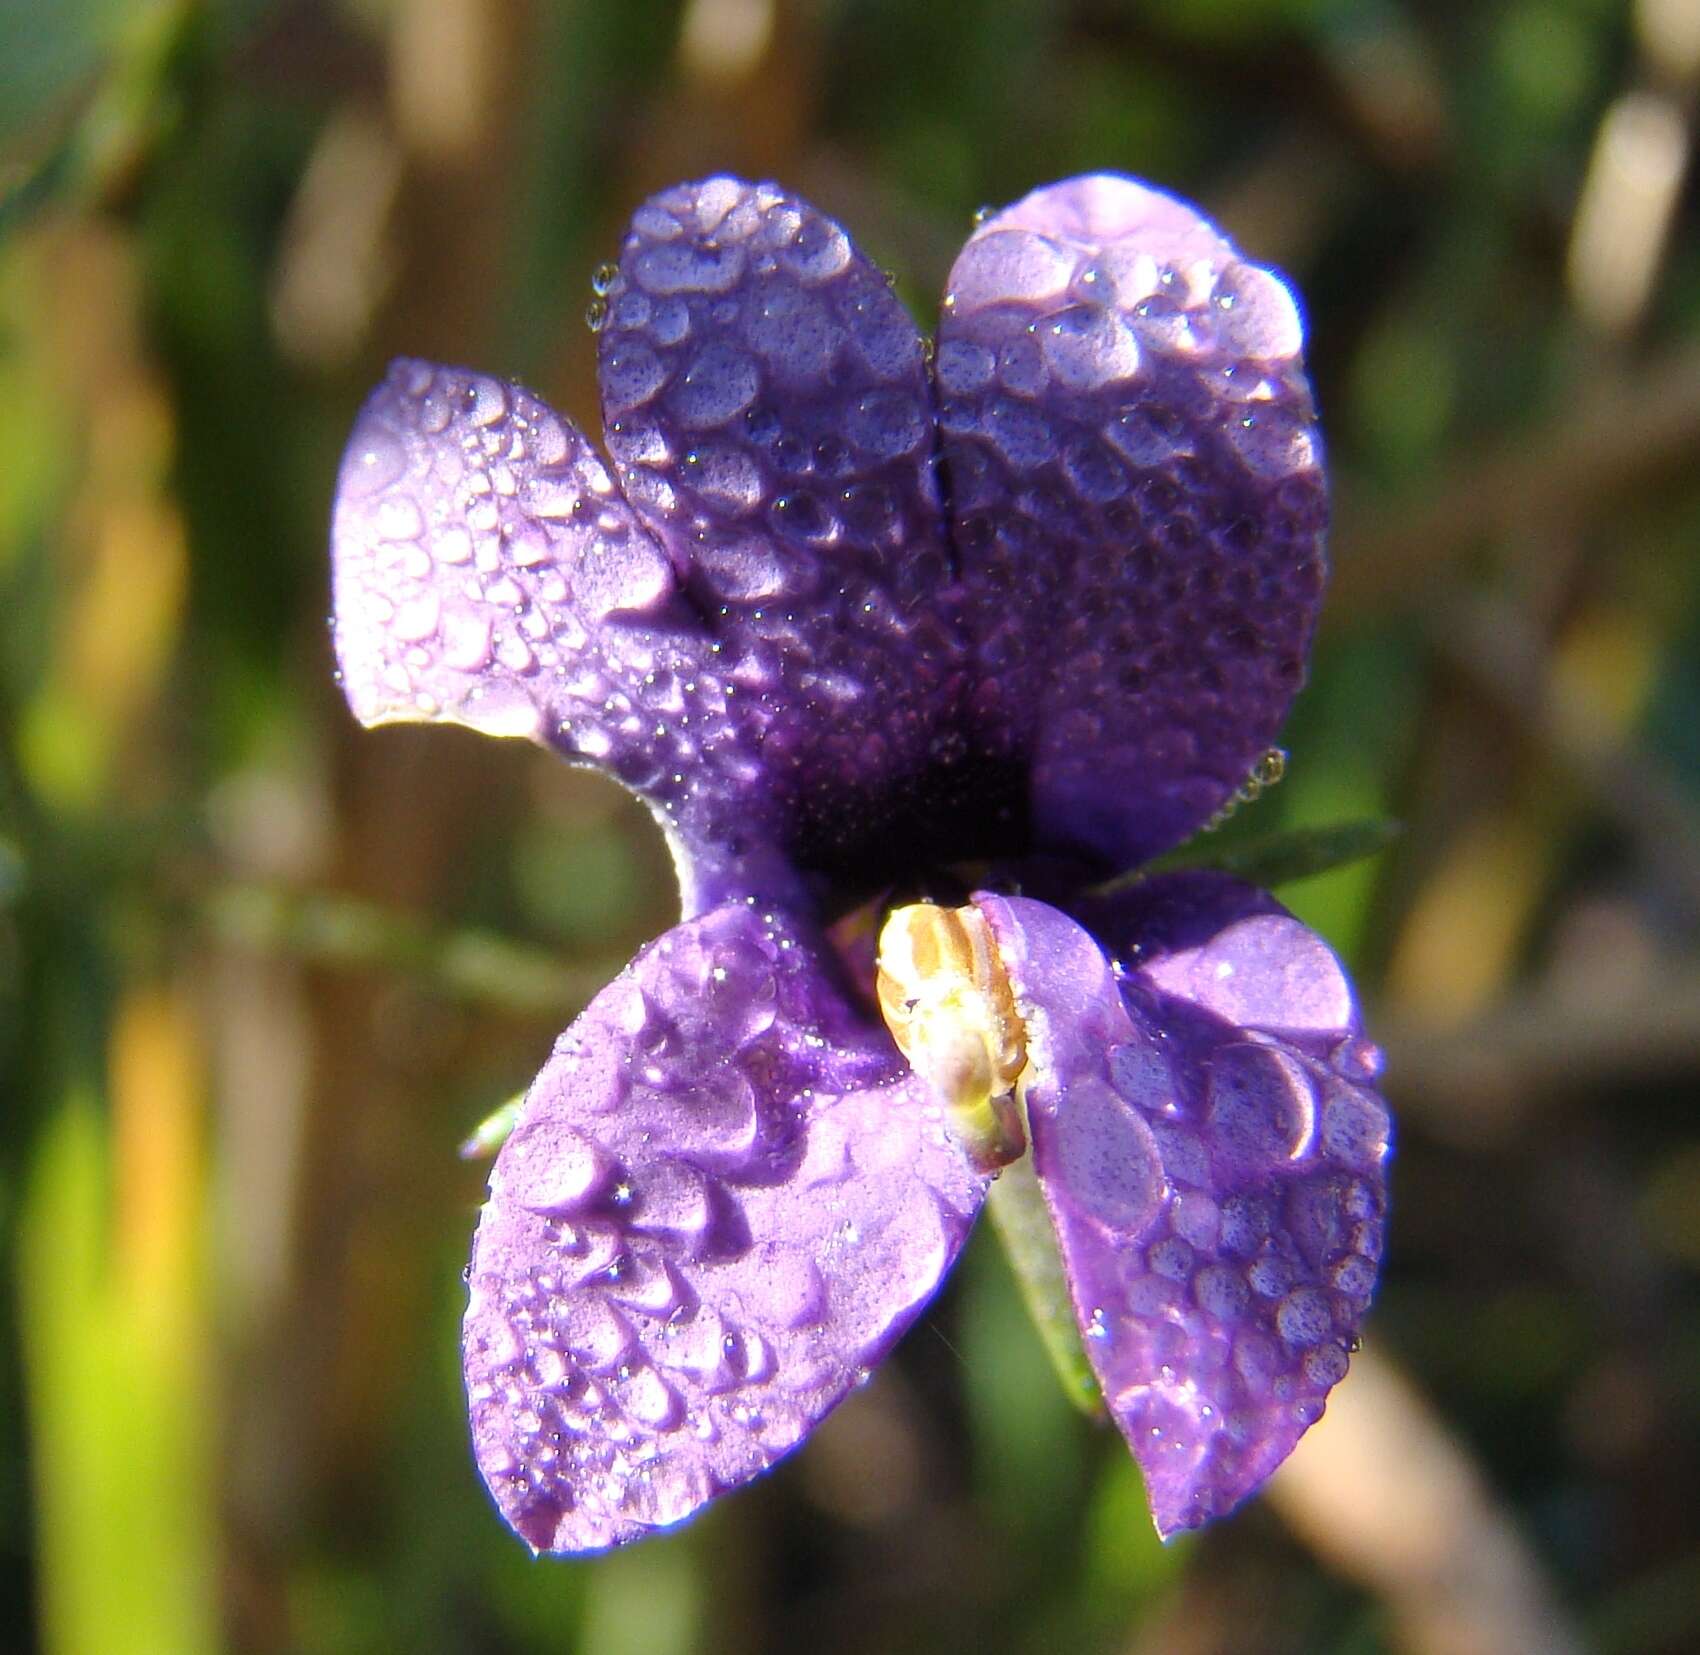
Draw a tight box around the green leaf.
[1095,817,1404,897]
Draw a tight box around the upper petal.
[463,902,989,1552]
[938,176,1328,869]
[598,178,976,884]
[975,881,1388,1537]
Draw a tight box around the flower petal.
[330,357,804,911]
[599,177,976,884]
[939,176,1328,869]
[332,357,685,744]
[463,902,989,1552]
[975,882,1388,1537]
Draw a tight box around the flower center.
[875,901,1028,1171]
[784,750,1034,912]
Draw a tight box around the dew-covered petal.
[330,357,803,912]
[332,358,689,743]
[464,902,989,1553]
[939,176,1328,869]
[974,884,1388,1538]
[598,177,974,885]
[1112,871,1360,1038]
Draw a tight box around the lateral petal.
[330,357,808,909]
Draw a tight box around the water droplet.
[1206,1043,1316,1168]
[1252,746,1287,790]
[591,261,620,295]
[1329,1036,1382,1082]
[614,1363,681,1430]
[586,297,609,332]
[1331,1253,1377,1298]
[442,612,494,672]
[1320,1084,1391,1169]
[376,495,423,541]
[771,491,835,541]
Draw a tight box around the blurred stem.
[986,1155,1102,1419]
[1381,956,1700,1143]
[1333,341,1700,617]
[199,882,616,1014]
[1269,1346,1584,1655]
[20,1054,218,1655]
[1436,591,1700,927]
[579,1529,703,1655]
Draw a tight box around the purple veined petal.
[464,902,990,1553]
[974,884,1389,1538]
[598,177,975,882]
[330,357,802,913]
[938,175,1328,870]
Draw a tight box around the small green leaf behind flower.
[460,1094,526,1161]
[1096,816,1405,897]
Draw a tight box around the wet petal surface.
[332,357,688,747]
[599,178,975,884]
[939,176,1328,869]
[330,357,814,911]
[976,880,1388,1537]
[464,902,988,1552]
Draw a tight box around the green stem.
[986,1156,1103,1418]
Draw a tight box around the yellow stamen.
[875,902,1028,1170]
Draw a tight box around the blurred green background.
[4,1,1700,1651]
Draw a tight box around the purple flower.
[330,174,1390,1551]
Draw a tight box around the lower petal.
[464,903,988,1552]
[975,880,1390,1537]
